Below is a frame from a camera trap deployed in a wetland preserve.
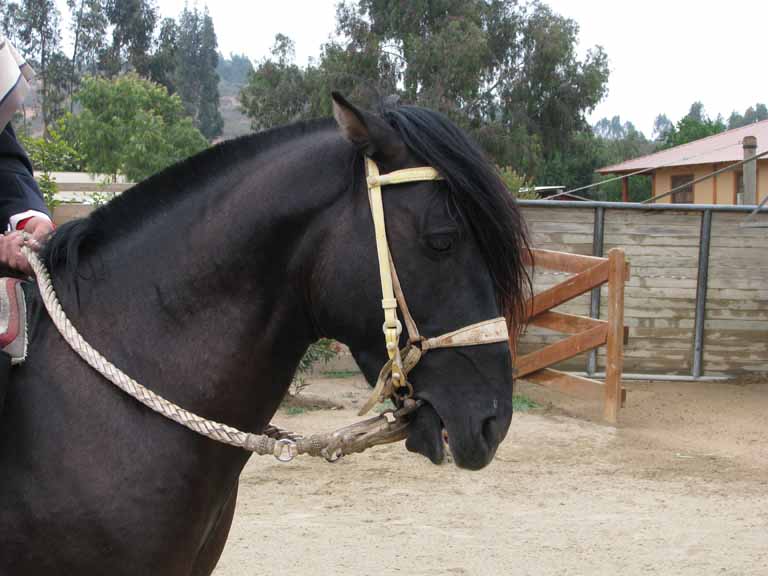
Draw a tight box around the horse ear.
[331,92,405,162]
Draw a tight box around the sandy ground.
[214,375,768,576]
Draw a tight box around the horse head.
[312,93,531,470]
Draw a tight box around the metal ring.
[273,438,298,462]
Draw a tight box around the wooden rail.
[56,182,131,193]
[513,248,629,423]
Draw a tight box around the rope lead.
[19,237,414,462]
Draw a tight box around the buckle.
[382,319,402,337]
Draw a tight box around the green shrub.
[498,166,537,200]
[17,129,83,211]
[290,339,338,395]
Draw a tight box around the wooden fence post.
[517,247,628,423]
[603,248,626,423]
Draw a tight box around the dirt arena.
[214,375,768,576]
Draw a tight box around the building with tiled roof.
[597,119,768,204]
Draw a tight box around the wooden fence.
[518,201,768,378]
[513,248,628,423]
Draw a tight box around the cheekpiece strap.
[365,159,403,383]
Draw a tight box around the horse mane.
[381,105,533,330]
[43,118,337,287]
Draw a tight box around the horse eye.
[426,234,454,252]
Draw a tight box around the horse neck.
[45,126,351,436]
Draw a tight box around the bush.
[17,129,83,211]
[289,339,338,396]
[498,166,537,199]
[58,74,208,182]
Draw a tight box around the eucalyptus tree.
[66,0,108,110]
[15,0,65,131]
[148,17,178,94]
[174,6,222,139]
[101,0,157,77]
[239,0,611,187]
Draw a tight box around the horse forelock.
[382,105,533,331]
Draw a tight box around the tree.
[505,2,609,168]
[239,34,314,131]
[594,116,644,140]
[66,0,108,109]
[238,0,610,188]
[15,0,64,131]
[217,52,253,85]
[347,0,487,114]
[727,110,744,129]
[652,114,673,142]
[195,9,222,139]
[57,74,207,181]
[42,50,71,124]
[744,103,768,124]
[685,101,705,123]
[102,0,157,77]
[663,102,725,148]
[174,6,222,139]
[19,127,83,209]
[174,7,200,112]
[728,103,768,129]
[591,118,654,201]
[18,127,82,172]
[148,17,178,94]
[1,1,22,42]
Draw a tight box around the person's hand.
[22,216,54,244]
[0,217,54,275]
[0,231,32,275]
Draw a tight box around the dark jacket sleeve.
[0,123,51,229]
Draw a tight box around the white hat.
[0,36,35,131]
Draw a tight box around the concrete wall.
[654,160,768,205]
[518,204,768,376]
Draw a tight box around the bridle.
[359,157,510,415]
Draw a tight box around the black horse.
[0,94,530,575]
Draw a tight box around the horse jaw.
[405,402,445,465]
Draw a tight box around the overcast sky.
[66,0,768,136]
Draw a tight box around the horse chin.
[405,402,446,465]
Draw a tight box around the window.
[735,172,744,204]
[670,174,694,203]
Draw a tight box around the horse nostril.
[481,415,501,448]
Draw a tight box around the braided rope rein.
[19,238,413,462]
